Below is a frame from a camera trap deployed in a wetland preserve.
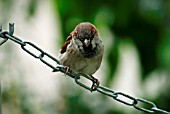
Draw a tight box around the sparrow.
[58,22,104,91]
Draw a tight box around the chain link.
[0,23,170,114]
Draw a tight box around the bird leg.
[52,65,71,73]
[64,66,71,76]
[52,65,71,76]
[90,75,100,91]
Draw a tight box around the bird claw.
[64,66,71,76]
[90,76,100,92]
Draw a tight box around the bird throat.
[81,43,97,58]
[83,43,92,52]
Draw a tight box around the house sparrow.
[58,22,104,90]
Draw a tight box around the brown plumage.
[58,22,104,90]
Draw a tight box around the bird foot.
[64,66,71,76]
[90,76,100,92]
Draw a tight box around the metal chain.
[0,23,170,114]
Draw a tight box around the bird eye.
[90,34,94,39]
[78,36,84,41]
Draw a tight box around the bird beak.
[84,39,90,47]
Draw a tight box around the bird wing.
[60,33,72,54]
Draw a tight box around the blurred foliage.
[159,28,170,71]
[1,0,170,114]
[0,84,1,114]
[0,0,14,24]
[26,0,38,20]
[54,0,170,113]
[61,92,93,114]
[54,0,170,79]
[2,82,33,114]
